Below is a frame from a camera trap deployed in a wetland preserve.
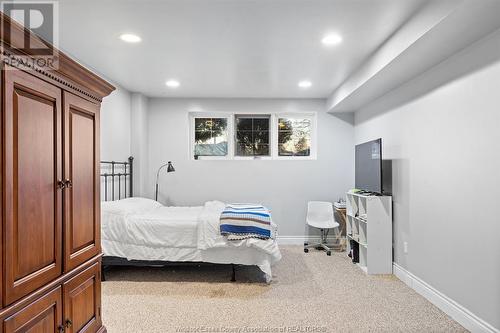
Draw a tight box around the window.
[189,112,316,160]
[193,117,228,159]
[278,117,311,157]
[235,115,270,157]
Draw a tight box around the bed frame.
[100,156,134,201]
[99,157,238,282]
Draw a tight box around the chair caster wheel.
[304,241,309,246]
[326,251,331,256]
[304,248,309,253]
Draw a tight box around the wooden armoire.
[0,13,114,333]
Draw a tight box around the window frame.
[273,113,317,160]
[233,114,273,160]
[188,112,317,161]
[189,112,233,160]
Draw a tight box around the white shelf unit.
[346,191,392,274]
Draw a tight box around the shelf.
[345,190,392,275]
[355,216,367,223]
[347,191,379,198]
[347,234,359,242]
[347,235,368,247]
[356,263,368,273]
[347,213,367,223]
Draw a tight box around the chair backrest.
[307,201,334,224]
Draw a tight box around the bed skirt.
[102,239,275,281]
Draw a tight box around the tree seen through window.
[278,118,311,156]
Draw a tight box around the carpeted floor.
[102,246,467,333]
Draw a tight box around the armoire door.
[2,67,63,305]
[0,73,3,308]
[63,92,101,271]
[3,287,63,333]
[62,262,102,333]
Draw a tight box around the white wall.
[354,36,500,329]
[100,85,132,161]
[146,98,354,237]
[130,93,149,197]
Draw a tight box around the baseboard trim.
[393,263,499,333]
[276,236,341,245]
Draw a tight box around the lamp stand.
[155,161,175,202]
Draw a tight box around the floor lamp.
[155,161,175,201]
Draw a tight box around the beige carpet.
[102,246,466,333]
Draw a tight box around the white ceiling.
[57,0,432,98]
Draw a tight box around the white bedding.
[101,198,281,280]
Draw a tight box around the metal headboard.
[100,156,134,201]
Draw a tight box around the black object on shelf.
[349,240,359,263]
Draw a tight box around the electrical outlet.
[403,242,408,254]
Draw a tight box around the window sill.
[274,155,317,161]
[192,156,317,161]
[233,156,272,161]
[194,156,230,161]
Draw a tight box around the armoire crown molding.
[0,12,115,102]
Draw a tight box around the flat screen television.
[355,138,382,194]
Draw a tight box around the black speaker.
[349,240,359,263]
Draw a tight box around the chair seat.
[307,219,339,229]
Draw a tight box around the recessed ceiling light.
[120,33,141,43]
[166,80,180,88]
[298,80,312,88]
[321,33,342,46]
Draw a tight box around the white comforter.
[101,198,281,279]
[197,201,279,257]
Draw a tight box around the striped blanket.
[219,203,273,240]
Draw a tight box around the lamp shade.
[167,161,175,172]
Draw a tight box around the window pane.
[254,131,268,143]
[254,144,269,156]
[236,118,252,131]
[193,117,228,158]
[194,130,208,143]
[212,118,227,131]
[236,144,253,156]
[235,115,270,156]
[278,130,292,144]
[253,118,269,130]
[195,118,211,131]
[278,118,311,156]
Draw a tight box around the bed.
[100,158,281,282]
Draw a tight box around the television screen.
[355,139,382,194]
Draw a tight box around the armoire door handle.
[57,325,65,333]
[65,179,73,188]
[65,319,73,328]
[57,180,66,189]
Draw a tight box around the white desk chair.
[304,201,340,256]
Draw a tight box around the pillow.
[101,197,163,215]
